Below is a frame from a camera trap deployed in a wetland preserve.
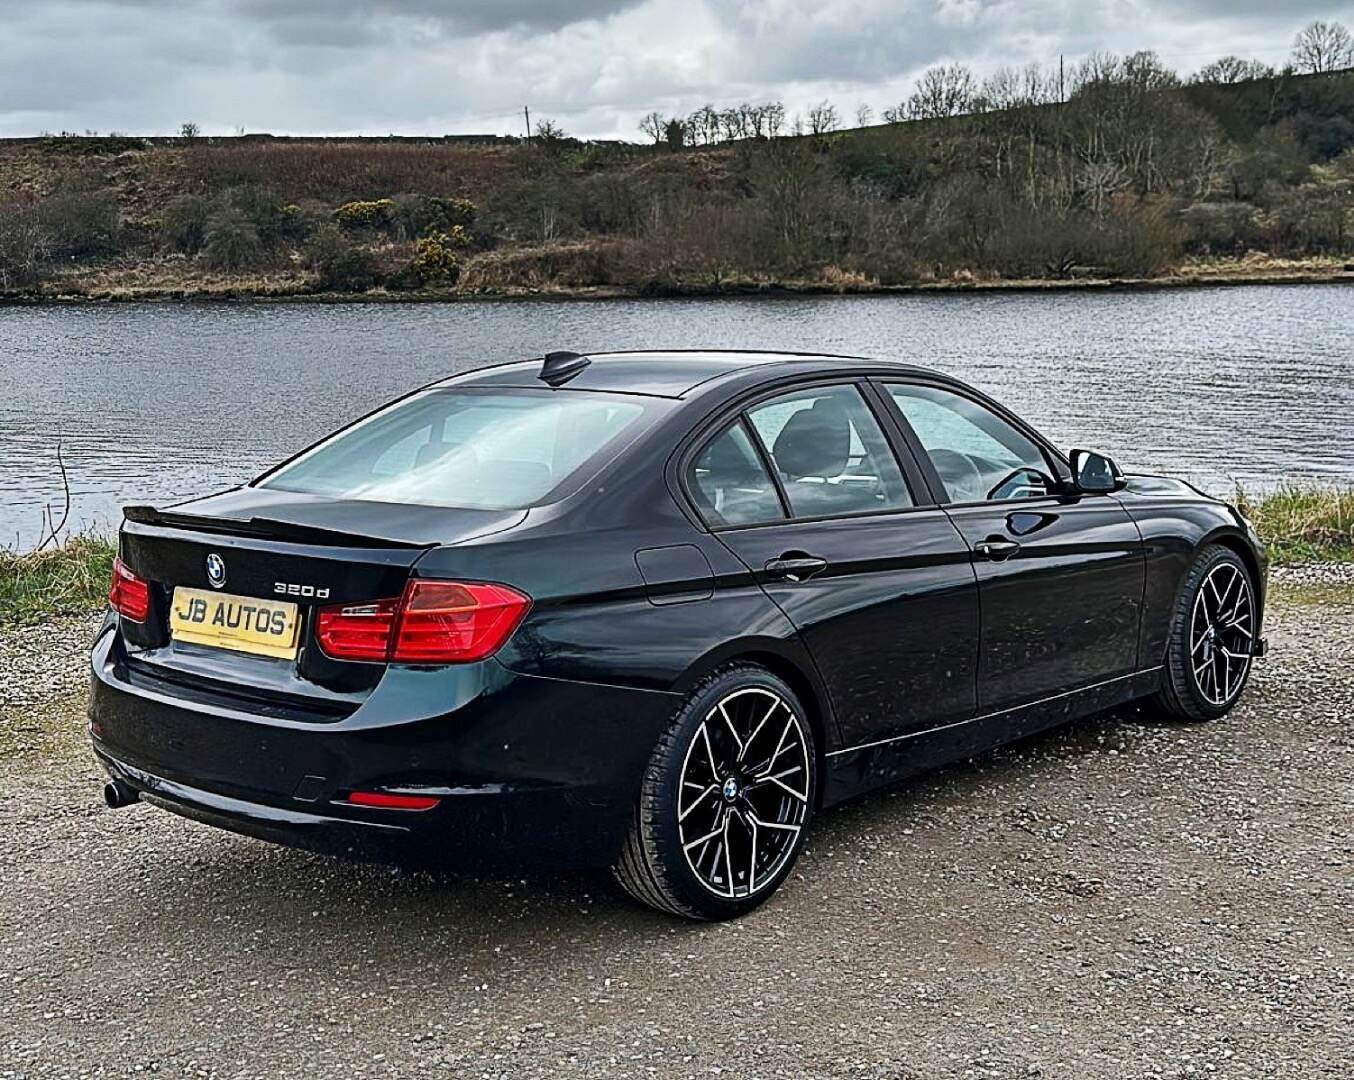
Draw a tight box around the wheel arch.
[671,638,837,808]
[1200,526,1265,618]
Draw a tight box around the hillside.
[2,61,1352,301]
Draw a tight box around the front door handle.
[764,554,828,582]
[974,537,1021,561]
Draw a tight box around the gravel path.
[1,583,1350,1079]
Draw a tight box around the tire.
[1153,544,1258,722]
[612,664,817,920]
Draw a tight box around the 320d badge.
[90,350,1268,919]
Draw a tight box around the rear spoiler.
[121,505,435,550]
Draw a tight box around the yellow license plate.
[170,588,300,660]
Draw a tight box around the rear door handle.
[974,538,1021,561]
[764,555,828,582]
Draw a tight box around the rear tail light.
[315,579,530,665]
[313,596,400,663]
[108,557,150,623]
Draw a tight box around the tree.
[855,103,873,127]
[907,64,975,120]
[638,111,665,145]
[179,121,201,141]
[532,119,568,145]
[663,116,686,149]
[0,200,51,288]
[807,101,839,135]
[1194,56,1274,84]
[1291,20,1353,74]
[760,101,786,138]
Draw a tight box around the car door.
[879,379,1145,714]
[685,380,979,749]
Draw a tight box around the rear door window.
[746,385,912,519]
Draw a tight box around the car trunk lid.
[113,489,526,711]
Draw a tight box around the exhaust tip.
[103,779,139,809]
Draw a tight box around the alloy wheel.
[1189,561,1254,707]
[675,687,811,900]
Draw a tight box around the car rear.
[88,382,681,868]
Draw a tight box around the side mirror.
[1069,449,1123,495]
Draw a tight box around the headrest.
[772,398,850,480]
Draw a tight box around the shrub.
[334,198,396,232]
[389,194,478,240]
[1178,201,1258,255]
[222,187,300,247]
[203,208,263,270]
[415,230,463,278]
[305,224,381,291]
[160,194,213,254]
[36,190,120,259]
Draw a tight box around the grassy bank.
[2,488,1351,625]
[1236,485,1354,564]
[0,537,114,625]
[5,252,1352,304]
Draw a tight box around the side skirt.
[821,668,1162,807]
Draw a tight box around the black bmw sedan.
[90,350,1267,919]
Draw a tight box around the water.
[2,285,1351,550]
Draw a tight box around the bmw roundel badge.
[205,552,226,589]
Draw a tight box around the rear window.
[257,389,652,510]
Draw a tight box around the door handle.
[764,554,828,582]
[974,538,1021,561]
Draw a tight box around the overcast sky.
[2,1,1352,140]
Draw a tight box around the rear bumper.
[88,625,680,870]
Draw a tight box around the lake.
[1,284,1351,550]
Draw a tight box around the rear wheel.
[1154,545,1257,722]
[612,665,816,920]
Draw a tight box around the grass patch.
[0,536,115,626]
[1238,485,1354,565]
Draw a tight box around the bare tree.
[1194,56,1274,84]
[533,119,567,141]
[179,121,201,141]
[907,64,976,120]
[807,100,840,135]
[1292,20,1353,73]
[855,102,873,127]
[761,101,786,138]
[687,104,720,145]
[638,111,666,145]
[0,200,51,288]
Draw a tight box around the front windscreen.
[257,388,652,510]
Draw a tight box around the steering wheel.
[929,449,985,503]
[986,466,1050,501]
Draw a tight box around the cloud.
[0,0,1349,138]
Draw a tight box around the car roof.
[434,350,945,399]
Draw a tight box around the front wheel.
[1154,545,1258,722]
[612,665,816,920]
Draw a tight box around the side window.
[886,384,1053,503]
[688,420,785,527]
[747,385,912,519]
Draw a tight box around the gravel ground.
[0,579,1350,1079]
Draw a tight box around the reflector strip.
[342,791,441,811]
